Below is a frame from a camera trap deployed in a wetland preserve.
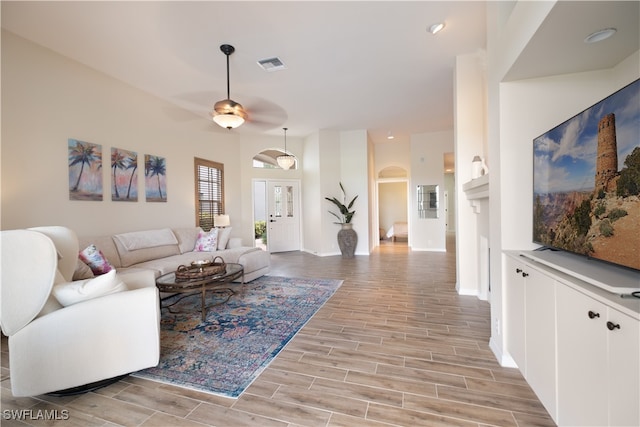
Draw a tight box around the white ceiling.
[2,1,638,147]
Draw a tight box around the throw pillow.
[217,226,232,250]
[78,244,114,275]
[72,258,95,280]
[194,228,219,252]
[52,269,128,307]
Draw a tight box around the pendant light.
[277,127,295,170]
[212,44,248,129]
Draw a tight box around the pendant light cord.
[226,53,230,100]
[283,128,288,152]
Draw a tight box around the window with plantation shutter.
[194,158,224,231]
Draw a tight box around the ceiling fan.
[208,44,288,132]
[211,44,248,129]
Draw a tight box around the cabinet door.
[608,309,640,427]
[504,256,526,371]
[525,268,557,420]
[556,284,608,426]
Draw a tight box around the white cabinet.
[504,256,526,369]
[556,284,608,425]
[504,251,640,427]
[524,267,557,420]
[608,308,640,427]
[557,285,640,427]
[504,255,557,419]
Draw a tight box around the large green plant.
[325,182,358,223]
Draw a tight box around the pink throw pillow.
[78,244,114,275]
[194,228,218,252]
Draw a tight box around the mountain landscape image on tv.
[533,78,640,272]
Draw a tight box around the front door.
[267,180,301,253]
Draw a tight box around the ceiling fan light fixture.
[213,44,247,130]
[277,127,295,170]
[213,112,245,129]
[212,98,247,129]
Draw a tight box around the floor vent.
[257,57,286,72]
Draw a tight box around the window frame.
[194,157,224,231]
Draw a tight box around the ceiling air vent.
[257,57,286,72]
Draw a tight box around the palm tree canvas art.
[111,147,138,202]
[145,154,167,202]
[68,139,103,201]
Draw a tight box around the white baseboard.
[456,281,479,297]
[489,336,517,368]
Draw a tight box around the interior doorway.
[378,180,408,245]
[376,166,410,248]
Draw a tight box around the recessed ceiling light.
[387,131,394,140]
[428,22,445,35]
[584,28,617,44]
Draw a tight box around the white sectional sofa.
[1,226,161,397]
[77,227,270,282]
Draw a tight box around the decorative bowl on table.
[191,259,213,268]
[175,256,227,281]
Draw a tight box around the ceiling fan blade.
[242,96,288,130]
[166,91,287,131]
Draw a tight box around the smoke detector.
[257,57,287,72]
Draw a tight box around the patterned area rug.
[133,275,342,398]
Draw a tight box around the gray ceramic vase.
[337,223,357,258]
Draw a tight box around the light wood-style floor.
[1,237,555,427]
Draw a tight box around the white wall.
[444,173,456,232]
[366,133,377,253]
[499,71,619,252]
[1,31,239,238]
[485,1,640,364]
[374,140,411,172]
[486,0,561,365]
[374,137,453,249]
[0,31,306,248]
[301,131,322,254]
[317,130,342,255]
[498,51,639,252]
[339,130,370,255]
[454,51,487,294]
[409,131,452,251]
[491,61,640,364]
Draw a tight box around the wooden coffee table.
[155,263,244,322]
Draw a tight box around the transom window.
[194,158,224,231]
[253,149,297,170]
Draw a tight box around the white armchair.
[0,226,160,397]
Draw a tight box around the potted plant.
[325,182,358,257]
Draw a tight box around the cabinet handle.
[588,311,600,319]
[522,272,529,278]
[606,321,621,331]
[516,268,522,274]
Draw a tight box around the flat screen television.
[533,78,640,272]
